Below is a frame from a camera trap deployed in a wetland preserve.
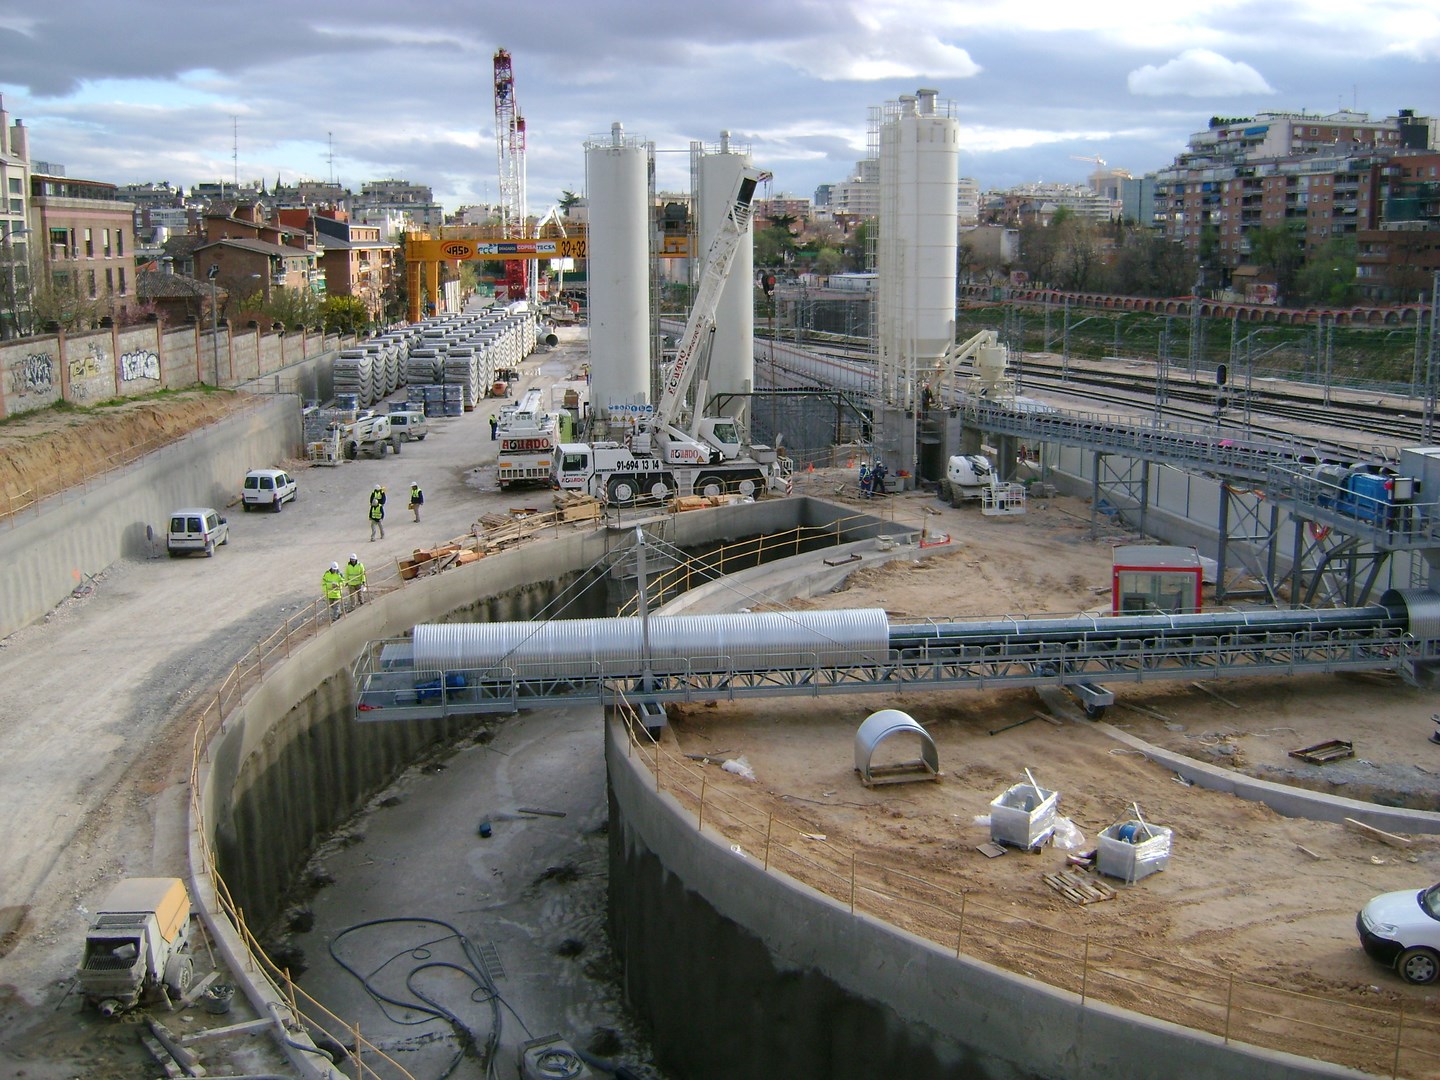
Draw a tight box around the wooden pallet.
[1289,739,1354,764]
[1044,868,1117,905]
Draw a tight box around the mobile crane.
[553,166,792,506]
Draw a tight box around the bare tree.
[27,249,106,331]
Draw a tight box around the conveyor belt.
[354,599,1417,722]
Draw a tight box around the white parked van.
[387,409,429,442]
[241,468,298,512]
[167,508,229,557]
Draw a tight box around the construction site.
[2,66,1440,1080]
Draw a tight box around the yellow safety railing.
[614,693,1440,1080]
[616,505,931,617]
[185,561,419,1079]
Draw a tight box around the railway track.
[1015,355,1422,454]
[763,334,1424,461]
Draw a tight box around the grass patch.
[0,386,235,427]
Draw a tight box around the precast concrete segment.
[410,607,892,677]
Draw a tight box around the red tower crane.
[493,48,529,302]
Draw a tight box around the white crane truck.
[496,387,569,489]
[553,166,791,506]
[341,411,403,459]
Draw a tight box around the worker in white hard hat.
[408,481,424,522]
[344,553,367,610]
[322,561,345,622]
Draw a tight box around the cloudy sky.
[1,1,1436,212]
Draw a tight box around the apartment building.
[1155,108,1437,287]
[30,170,137,321]
[0,96,31,338]
[755,196,812,221]
[1355,150,1440,301]
[309,211,397,321]
[354,179,444,231]
[999,182,1118,225]
[196,204,320,303]
[827,159,881,221]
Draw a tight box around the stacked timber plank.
[396,493,602,579]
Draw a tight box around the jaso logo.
[442,242,471,257]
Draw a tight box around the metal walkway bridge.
[354,593,1430,723]
[748,335,1438,607]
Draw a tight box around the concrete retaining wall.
[201,529,618,927]
[0,397,299,636]
[605,720,1366,1080]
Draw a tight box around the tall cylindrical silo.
[878,89,959,409]
[585,123,651,430]
[696,132,755,409]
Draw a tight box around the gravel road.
[0,331,590,1077]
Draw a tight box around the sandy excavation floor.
[663,484,1440,1077]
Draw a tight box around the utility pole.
[1188,276,1203,378]
[208,264,221,386]
[1426,271,1439,443]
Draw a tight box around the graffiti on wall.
[120,349,160,382]
[68,343,104,384]
[7,352,55,396]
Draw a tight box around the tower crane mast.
[493,48,530,301]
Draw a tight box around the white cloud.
[961,125,1119,155]
[1127,49,1275,97]
[773,31,982,82]
[0,10,37,35]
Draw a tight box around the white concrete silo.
[876,89,959,410]
[694,132,756,409]
[585,123,651,428]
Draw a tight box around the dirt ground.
[661,491,1440,1077]
[0,391,255,508]
[2,373,1438,1077]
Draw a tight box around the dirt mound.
[0,392,252,511]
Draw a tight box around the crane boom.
[633,166,767,461]
[494,48,529,301]
[548,162,792,507]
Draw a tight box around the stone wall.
[0,323,352,419]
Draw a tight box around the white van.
[167,508,229,557]
[241,468,298,511]
[387,409,429,442]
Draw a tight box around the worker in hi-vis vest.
[344,553,367,609]
[322,562,345,621]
